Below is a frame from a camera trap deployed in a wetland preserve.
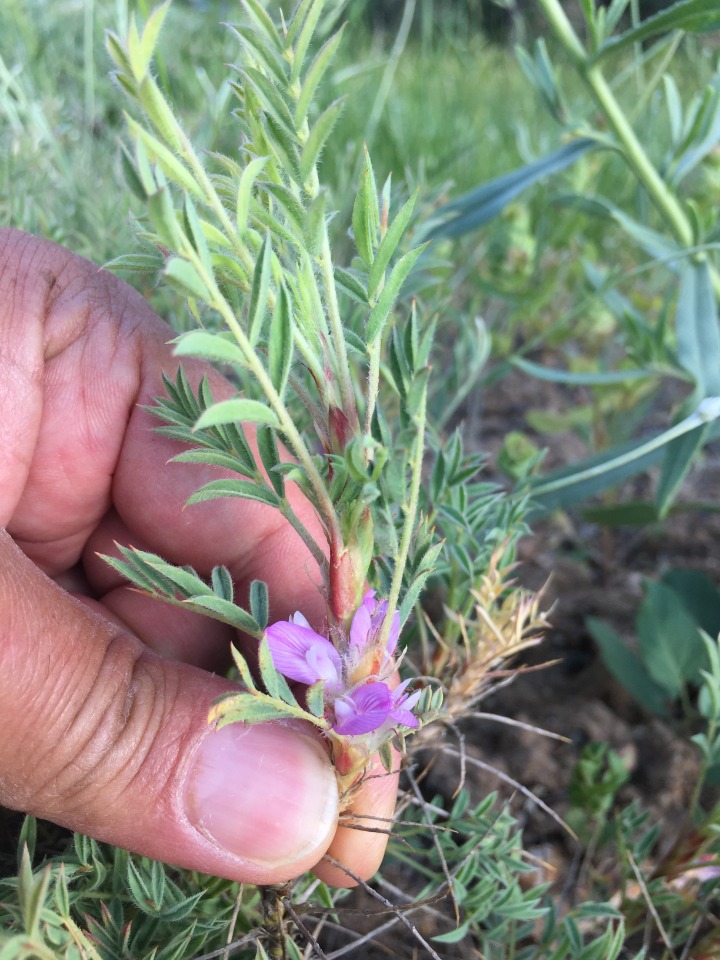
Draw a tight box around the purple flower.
[332,679,421,736]
[333,683,393,735]
[350,590,400,656]
[265,617,342,689]
[388,679,421,729]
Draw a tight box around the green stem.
[364,337,381,441]
[585,64,693,249]
[529,397,720,500]
[319,230,357,426]
[538,0,720,297]
[380,378,427,645]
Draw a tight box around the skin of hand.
[0,228,398,888]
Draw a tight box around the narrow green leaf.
[305,680,326,718]
[211,693,299,726]
[211,565,235,602]
[239,67,295,132]
[195,398,279,430]
[300,97,344,184]
[145,559,214,598]
[366,244,428,344]
[290,0,324,84]
[148,184,184,250]
[258,636,297,703]
[169,449,255,476]
[256,424,285,496]
[511,357,654,386]
[127,859,155,914]
[183,196,211,271]
[248,234,273,346]
[240,0,282,49]
[249,579,269,630]
[105,30,132,76]
[105,251,164,275]
[231,644,257,691]
[295,26,345,127]
[263,112,302,184]
[185,595,262,635]
[137,75,183,152]
[268,282,293,396]
[303,189,327,256]
[232,23,286,83]
[138,1,172,82]
[187,478,281,508]
[368,191,417,301]
[352,150,379,266]
[594,0,720,61]
[118,143,147,199]
[173,330,248,365]
[128,119,203,197]
[334,267,369,305]
[164,257,212,301]
[236,155,269,237]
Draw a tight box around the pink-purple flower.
[263,593,420,738]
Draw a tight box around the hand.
[0,229,397,887]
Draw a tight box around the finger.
[0,530,339,884]
[0,228,327,628]
[313,751,400,887]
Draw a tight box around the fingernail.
[184,723,338,868]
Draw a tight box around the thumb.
[0,531,338,884]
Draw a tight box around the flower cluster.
[265,591,421,738]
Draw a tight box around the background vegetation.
[3,0,720,957]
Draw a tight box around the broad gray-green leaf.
[587,617,669,716]
[511,357,655,386]
[638,581,708,695]
[425,138,597,239]
[676,259,720,398]
[594,0,720,62]
[195,398,279,430]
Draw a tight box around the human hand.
[0,228,397,887]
